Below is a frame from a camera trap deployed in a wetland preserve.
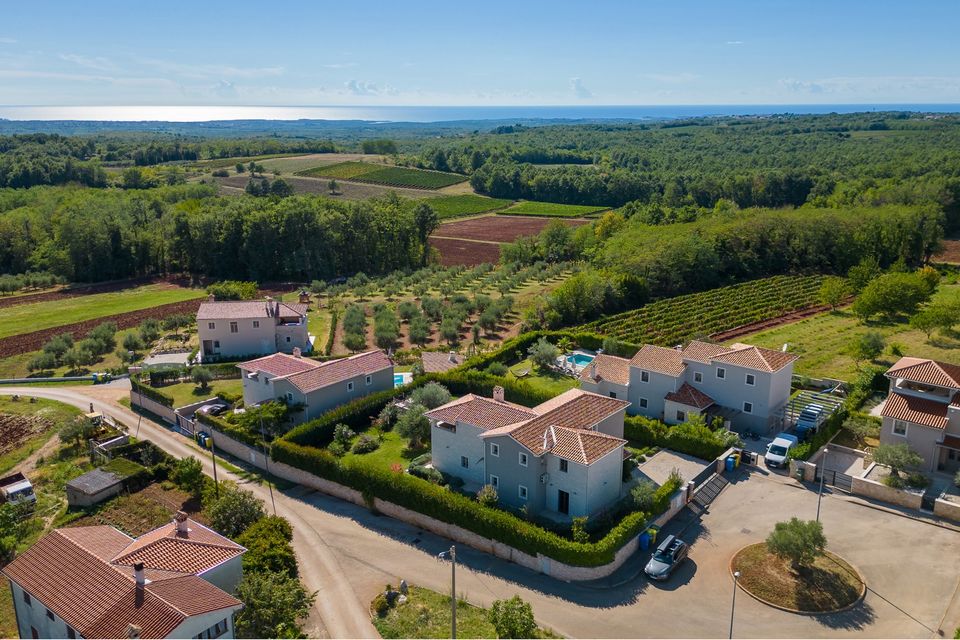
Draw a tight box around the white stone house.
[197,298,310,361]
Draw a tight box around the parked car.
[795,403,824,440]
[644,535,688,581]
[197,403,228,416]
[765,433,799,469]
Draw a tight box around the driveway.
[5,384,959,638]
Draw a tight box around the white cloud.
[0,37,16,44]
[642,72,700,84]
[323,62,358,69]
[725,40,744,45]
[569,77,592,99]
[59,53,118,72]
[779,75,960,97]
[344,79,397,96]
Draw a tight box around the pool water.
[394,372,413,387]
[566,353,595,367]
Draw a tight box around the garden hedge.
[624,415,730,461]
[196,411,264,449]
[271,437,680,567]
[131,377,174,407]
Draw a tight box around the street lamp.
[729,570,741,639]
[438,546,457,639]
[816,447,829,522]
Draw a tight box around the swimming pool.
[566,353,596,368]
[394,372,413,388]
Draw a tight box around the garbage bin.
[733,453,741,467]
[725,456,736,472]
[639,531,651,551]
[647,526,659,545]
[795,465,804,480]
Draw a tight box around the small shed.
[66,468,123,507]
[298,289,311,304]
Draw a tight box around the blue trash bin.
[725,456,736,472]
[639,531,651,551]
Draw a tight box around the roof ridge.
[53,530,136,583]
[143,575,199,618]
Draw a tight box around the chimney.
[207,293,215,302]
[126,624,143,639]
[588,361,598,380]
[292,347,302,358]
[174,510,188,536]
[448,350,456,363]
[134,562,145,588]
[492,386,504,403]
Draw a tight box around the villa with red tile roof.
[580,340,797,433]
[238,349,393,423]
[2,512,244,639]
[197,297,311,361]
[879,356,960,473]
[426,386,630,518]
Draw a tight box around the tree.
[234,571,316,639]
[630,480,659,511]
[27,351,56,373]
[395,403,430,447]
[488,596,537,639]
[58,415,97,448]
[207,485,266,538]
[373,308,399,349]
[842,415,878,449]
[847,257,881,293]
[818,276,849,311]
[343,331,367,352]
[528,337,560,370]
[873,443,923,478]
[328,179,338,195]
[139,318,161,343]
[571,516,590,544]
[439,317,460,346]
[476,484,498,507]
[172,456,205,497]
[853,331,885,366]
[122,332,145,353]
[413,203,438,266]
[237,516,298,578]
[852,272,933,321]
[910,309,940,339]
[410,382,451,409]
[236,163,245,174]
[192,366,214,391]
[765,518,826,570]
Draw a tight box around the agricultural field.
[297,161,467,189]
[257,153,385,174]
[734,281,960,381]
[432,215,589,244]
[214,173,443,201]
[0,283,204,341]
[429,237,501,266]
[424,194,514,219]
[499,201,609,218]
[581,275,827,347]
[934,239,960,264]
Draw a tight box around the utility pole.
[439,546,457,639]
[729,570,740,639]
[816,447,829,523]
[259,415,277,516]
[209,436,220,498]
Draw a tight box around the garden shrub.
[237,515,298,578]
[196,411,263,448]
[351,435,380,454]
[131,377,174,407]
[623,415,730,460]
[372,593,390,618]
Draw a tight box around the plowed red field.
[0,414,50,455]
[432,215,588,244]
[0,298,203,358]
[428,238,501,267]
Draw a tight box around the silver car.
[644,535,688,581]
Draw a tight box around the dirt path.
[10,434,61,478]
[709,300,852,342]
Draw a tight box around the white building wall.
[542,455,589,517]
[585,448,624,515]
[663,399,705,425]
[241,371,280,407]
[592,410,626,439]
[579,379,629,403]
[199,556,243,594]
[199,318,279,359]
[431,421,486,486]
[627,368,680,419]
[168,607,242,639]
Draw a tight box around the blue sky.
[2,0,959,106]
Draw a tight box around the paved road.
[5,384,960,639]
[0,384,376,640]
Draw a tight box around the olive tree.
[765,518,826,570]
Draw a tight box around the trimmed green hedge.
[324,308,339,356]
[196,411,263,448]
[131,377,174,407]
[272,437,680,567]
[624,415,730,461]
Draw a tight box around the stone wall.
[202,424,686,581]
[934,497,960,522]
[129,390,176,423]
[850,464,923,510]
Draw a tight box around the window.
[745,373,756,386]
[490,443,500,457]
[639,397,648,409]
[213,340,220,348]
[490,475,499,488]
[253,320,260,328]
[676,410,686,422]
[519,452,528,467]
[694,371,703,383]
[228,321,238,334]
[518,485,528,500]
[208,322,215,330]
[46,609,54,621]
[460,456,469,468]
[286,336,291,343]
[263,377,269,385]
[716,367,726,379]
[559,459,568,473]
[194,619,229,639]
[640,370,650,383]
[30,627,38,639]
[347,382,354,392]
[609,391,617,399]
[66,627,76,639]
[22,592,31,607]
[893,420,909,437]
[285,392,294,403]
[743,401,753,413]
[365,375,372,386]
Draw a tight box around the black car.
[644,535,689,581]
[198,403,228,416]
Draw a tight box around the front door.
[558,490,570,515]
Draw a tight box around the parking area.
[637,450,711,487]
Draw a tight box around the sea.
[1,104,959,123]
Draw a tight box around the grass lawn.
[422,195,513,219]
[152,378,243,408]
[499,201,608,218]
[0,283,205,339]
[0,396,82,475]
[372,585,557,639]
[341,431,426,472]
[731,543,863,613]
[297,162,466,189]
[735,283,960,382]
[506,358,578,396]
